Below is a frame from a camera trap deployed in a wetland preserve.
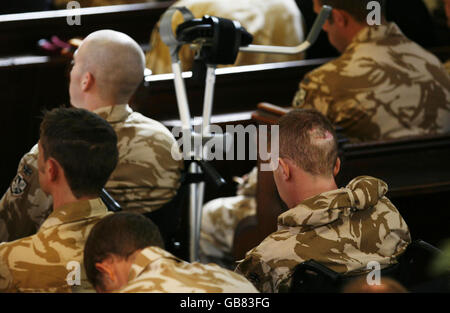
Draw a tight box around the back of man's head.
[319,0,386,23]
[80,29,145,104]
[278,109,338,177]
[40,107,118,198]
[83,212,164,291]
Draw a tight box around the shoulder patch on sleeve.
[248,272,261,286]
[23,164,33,177]
[10,174,28,196]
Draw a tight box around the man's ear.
[333,9,348,27]
[278,157,291,181]
[333,157,341,177]
[81,72,94,92]
[95,259,115,282]
[47,158,60,182]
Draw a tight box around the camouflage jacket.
[0,104,182,243]
[146,0,305,74]
[292,22,450,142]
[235,176,411,293]
[200,167,258,260]
[236,166,258,197]
[117,246,259,293]
[0,198,111,292]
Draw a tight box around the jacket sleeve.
[235,253,276,293]
[0,144,52,243]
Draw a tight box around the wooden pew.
[0,55,71,194]
[136,59,330,203]
[2,2,448,195]
[0,58,328,195]
[232,104,450,261]
[0,1,174,56]
[0,2,173,194]
[132,58,331,120]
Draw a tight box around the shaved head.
[74,30,145,105]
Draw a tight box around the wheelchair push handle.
[100,188,122,212]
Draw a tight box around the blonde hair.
[81,30,145,104]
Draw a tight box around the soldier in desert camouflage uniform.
[83,212,258,292]
[199,167,257,266]
[146,0,305,74]
[292,0,450,141]
[0,30,183,243]
[235,109,411,292]
[201,0,450,265]
[0,107,117,292]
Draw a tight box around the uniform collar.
[346,22,404,50]
[40,198,107,230]
[93,104,132,124]
[278,176,388,230]
[128,246,178,282]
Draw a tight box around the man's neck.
[291,175,338,208]
[343,18,389,51]
[84,95,117,112]
[342,22,367,51]
[51,189,96,211]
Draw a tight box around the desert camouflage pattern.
[0,104,182,243]
[95,105,182,213]
[200,167,257,263]
[235,176,411,293]
[0,198,111,292]
[0,144,52,243]
[233,166,258,198]
[146,0,305,74]
[53,0,151,9]
[117,246,258,293]
[292,22,450,142]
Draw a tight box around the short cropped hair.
[319,0,386,23]
[83,212,164,290]
[278,109,338,177]
[40,107,118,198]
[82,30,145,104]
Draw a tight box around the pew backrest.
[0,1,174,56]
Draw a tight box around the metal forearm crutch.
[160,7,224,262]
[159,5,332,262]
